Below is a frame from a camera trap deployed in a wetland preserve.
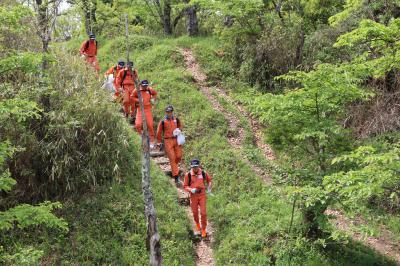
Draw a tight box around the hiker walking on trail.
[156,105,183,186]
[104,60,125,99]
[133,80,157,145]
[115,61,139,121]
[79,33,100,72]
[184,159,212,238]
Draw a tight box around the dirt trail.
[181,48,272,184]
[152,156,216,266]
[180,48,400,265]
[326,209,400,264]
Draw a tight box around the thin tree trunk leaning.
[136,76,163,266]
[125,14,162,265]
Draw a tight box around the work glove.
[173,128,181,137]
[80,54,86,59]
[190,188,198,194]
[150,98,156,105]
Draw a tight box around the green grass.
[34,132,195,265]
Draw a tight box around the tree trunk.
[184,0,198,36]
[82,0,97,34]
[162,2,172,35]
[294,28,305,68]
[224,15,234,27]
[303,204,326,239]
[133,71,163,265]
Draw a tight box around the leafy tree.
[241,62,372,237]
[324,143,400,212]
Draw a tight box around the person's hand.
[150,98,156,105]
[80,54,86,59]
[190,188,197,194]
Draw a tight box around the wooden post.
[125,14,163,266]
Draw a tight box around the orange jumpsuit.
[79,40,100,72]
[156,116,183,177]
[133,87,157,142]
[184,169,212,230]
[104,65,124,98]
[115,68,138,116]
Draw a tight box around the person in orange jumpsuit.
[79,33,100,72]
[156,105,183,185]
[104,59,125,99]
[184,159,212,238]
[115,61,139,121]
[133,80,158,144]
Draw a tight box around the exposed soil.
[326,209,400,264]
[180,48,272,184]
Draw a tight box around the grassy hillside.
[94,35,395,265]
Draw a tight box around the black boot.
[174,176,182,187]
[129,116,135,125]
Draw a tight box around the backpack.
[120,69,139,87]
[120,70,128,87]
[84,40,98,51]
[161,117,180,131]
[187,170,206,186]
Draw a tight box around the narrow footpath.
[180,48,273,185]
[180,48,400,265]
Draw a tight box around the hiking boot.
[129,116,135,124]
[201,229,207,238]
[174,176,182,187]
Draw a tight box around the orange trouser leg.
[199,195,207,229]
[135,108,154,141]
[86,56,100,72]
[135,108,143,134]
[190,194,207,230]
[146,109,154,142]
[174,141,183,164]
[122,89,134,116]
[165,139,180,176]
[190,195,200,226]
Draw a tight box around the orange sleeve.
[156,121,163,143]
[115,70,122,89]
[104,66,114,76]
[183,173,190,191]
[79,41,86,55]
[150,87,157,98]
[133,89,139,103]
